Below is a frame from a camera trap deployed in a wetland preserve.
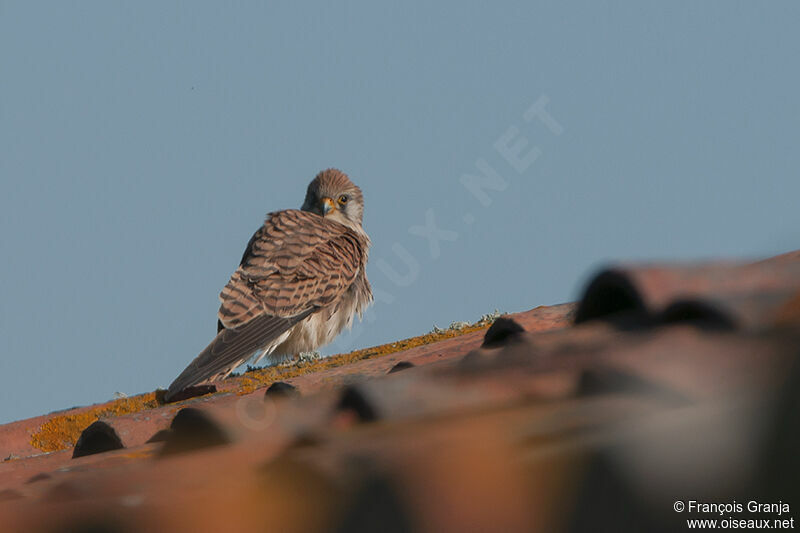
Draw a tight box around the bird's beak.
[320,197,336,216]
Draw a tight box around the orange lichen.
[28,316,496,452]
[233,321,491,394]
[30,393,159,453]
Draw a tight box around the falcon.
[165,169,372,401]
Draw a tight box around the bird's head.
[301,168,365,230]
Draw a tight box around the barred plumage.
[166,170,372,401]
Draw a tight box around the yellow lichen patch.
[234,320,492,395]
[30,393,159,453]
[28,314,499,452]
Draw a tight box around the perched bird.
[165,169,372,401]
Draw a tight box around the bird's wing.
[166,209,365,400]
[220,209,365,325]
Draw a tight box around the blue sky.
[2,1,799,424]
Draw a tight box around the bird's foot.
[297,351,321,364]
[277,351,322,368]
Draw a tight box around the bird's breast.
[272,282,366,356]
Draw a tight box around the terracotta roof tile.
[1,252,799,532]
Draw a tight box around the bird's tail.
[165,311,311,401]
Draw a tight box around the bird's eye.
[338,195,349,205]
